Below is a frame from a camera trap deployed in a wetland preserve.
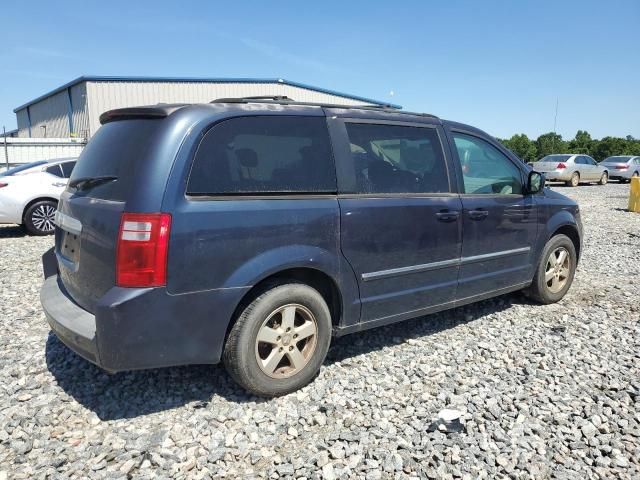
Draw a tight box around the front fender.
[545,209,579,238]
[540,208,582,261]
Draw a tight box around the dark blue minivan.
[41,98,582,396]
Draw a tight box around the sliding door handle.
[468,209,489,220]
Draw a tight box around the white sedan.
[0,158,77,235]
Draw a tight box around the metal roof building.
[13,76,399,139]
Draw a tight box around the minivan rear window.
[187,116,336,195]
[69,120,160,201]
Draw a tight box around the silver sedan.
[532,154,608,187]
[600,156,640,183]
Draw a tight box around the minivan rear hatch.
[55,119,164,312]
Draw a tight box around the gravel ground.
[1,183,639,479]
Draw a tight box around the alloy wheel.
[571,173,579,187]
[600,172,608,185]
[31,204,56,233]
[545,247,571,294]
[254,304,318,378]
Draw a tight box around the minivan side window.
[187,116,336,195]
[343,123,449,194]
[452,133,523,195]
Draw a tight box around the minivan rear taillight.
[557,163,567,169]
[116,213,171,287]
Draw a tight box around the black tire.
[524,234,577,304]
[24,200,57,236]
[565,172,580,187]
[223,282,332,397]
[598,172,608,185]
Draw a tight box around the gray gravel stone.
[0,183,639,479]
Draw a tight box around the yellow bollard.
[629,177,640,213]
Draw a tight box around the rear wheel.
[598,172,608,185]
[223,282,332,397]
[24,200,57,235]
[524,234,576,304]
[566,172,580,187]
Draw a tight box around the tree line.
[497,131,640,163]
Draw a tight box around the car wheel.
[223,282,332,397]
[598,172,608,185]
[566,172,580,187]
[524,234,577,304]
[24,200,57,235]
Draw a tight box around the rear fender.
[223,244,360,327]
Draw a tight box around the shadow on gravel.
[46,292,531,420]
[45,334,259,420]
[549,183,600,188]
[327,292,529,364]
[0,225,26,238]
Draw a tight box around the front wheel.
[524,234,577,304]
[24,200,57,235]
[223,282,332,397]
[598,172,608,185]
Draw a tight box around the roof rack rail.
[212,95,293,103]
[209,96,439,119]
[209,96,441,119]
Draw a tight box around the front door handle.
[436,210,460,222]
[468,209,489,220]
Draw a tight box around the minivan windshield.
[69,119,161,200]
[0,160,47,176]
[538,155,572,163]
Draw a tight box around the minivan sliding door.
[328,116,463,325]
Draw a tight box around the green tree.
[501,134,537,163]
[591,136,628,161]
[568,130,593,155]
[536,132,567,158]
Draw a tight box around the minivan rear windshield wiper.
[69,175,118,191]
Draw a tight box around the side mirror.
[527,171,545,194]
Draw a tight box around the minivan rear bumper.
[41,272,251,372]
[41,275,99,365]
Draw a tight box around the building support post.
[3,126,8,171]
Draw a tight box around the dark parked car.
[41,98,582,396]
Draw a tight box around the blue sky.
[0,0,638,139]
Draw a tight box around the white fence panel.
[1,138,86,171]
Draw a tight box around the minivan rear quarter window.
[69,120,161,201]
[187,116,336,195]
